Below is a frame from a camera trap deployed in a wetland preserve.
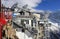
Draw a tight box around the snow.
[16,31,33,39]
[48,20,60,33]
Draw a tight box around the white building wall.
[29,20,31,27]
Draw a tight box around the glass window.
[25,20,29,24]
[19,11,25,15]
[31,20,33,26]
[39,33,40,35]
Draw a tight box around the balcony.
[14,15,33,18]
[13,15,34,20]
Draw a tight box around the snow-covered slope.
[49,10,60,24]
[16,31,33,39]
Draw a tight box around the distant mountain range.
[49,10,60,24]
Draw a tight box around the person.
[0,17,7,39]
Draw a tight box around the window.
[21,19,25,26]
[31,20,33,26]
[19,11,25,15]
[39,33,40,35]
[25,20,29,24]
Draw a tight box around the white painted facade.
[29,20,31,27]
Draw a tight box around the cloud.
[2,0,42,8]
[2,0,16,8]
[30,9,44,13]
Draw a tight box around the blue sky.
[35,0,60,11]
[2,0,60,11]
